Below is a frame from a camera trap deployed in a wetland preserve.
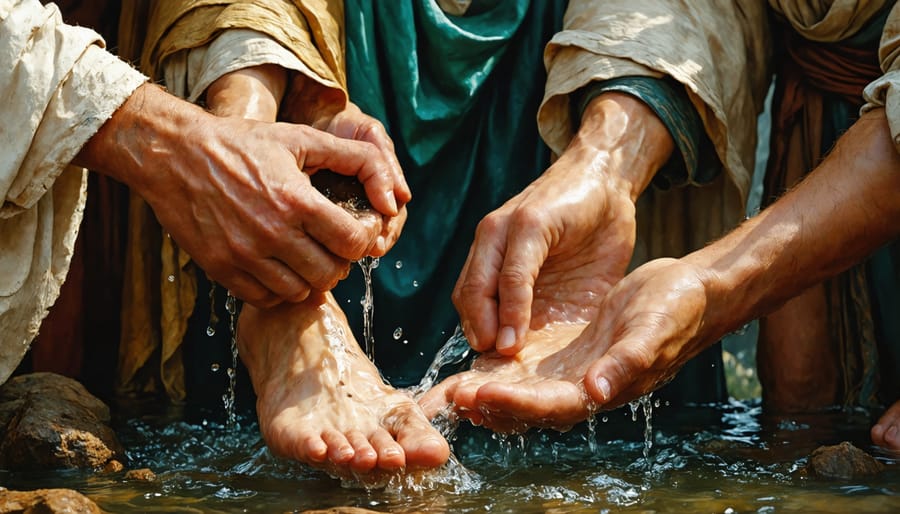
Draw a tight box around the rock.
[123,468,156,482]
[805,441,885,480]
[0,373,124,471]
[102,460,124,473]
[0,488,103,513]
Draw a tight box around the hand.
[420,258,714,432]
[453,93,672,355]
[76,83,404,307]
[284,75,410,257]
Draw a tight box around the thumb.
[584,335,651,408]
[293,125,399,216]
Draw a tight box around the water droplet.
[393,327,403,340]
[412,280,419,288]
[602,416,608,423]
[206,326,216,337]
[654,398,661,408]
[395,260,403,269]
[370,257,380,269]
[402,339,408,345]
[166,274,175,283]
[210,363,220,372]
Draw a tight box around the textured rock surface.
[0,488,103,513]
[806,441,885,480]
[0,372,124,470]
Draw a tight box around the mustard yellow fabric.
[117,0,346,401]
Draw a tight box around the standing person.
[123,0,766,475]
[427,0,900,449]
[0,0,405,384]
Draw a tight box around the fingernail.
[384,192,398,215]
[496,326,516,351]
[595,376,611,402]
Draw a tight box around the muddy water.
[2,401,897,513]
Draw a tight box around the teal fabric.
[335,0,568,386]
[332,0,726,406]
[573,76,719,190]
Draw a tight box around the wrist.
[74,83,210,195]
[571,92,674,203]
[205,64,288,122]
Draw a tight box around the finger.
[273,231,351,292]
[476,381,588,429]
[452,215,509,352]
[370,207,407,257]
[351,113,412,207]
[495,208,551,355]
[418,375,461,419]
[872,401,900,449]
[245,257,312,303]
[583,335,651,408]
[300,192,382,262]
[207,267,280,308]
[292,125,399,216]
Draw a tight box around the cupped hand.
[284,76,410,257]
[422,258,717,432]
[452,146,636,356]
[80,83,402,307]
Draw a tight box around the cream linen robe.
[0,0,145,383]
[538,0,772,263]
[864,3,900,148]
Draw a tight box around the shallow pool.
[2,398,898,513]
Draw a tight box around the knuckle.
[510,204,546,230]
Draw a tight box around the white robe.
[0,0,145,383]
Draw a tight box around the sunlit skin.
[204,66,447,472]
[440,109,900,450]
[424,93,671,430]
[238,293,450,475]
[74,73,408,308]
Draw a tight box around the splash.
[222,292,239,427]
[628,393,655,464]
[358,256,380,361]
[405,325,471,399]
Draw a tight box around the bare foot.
[420,322,596,433]
[237,293,450,477]
[872,400,900,451]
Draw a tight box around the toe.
[369,429,406,470]
[321,429,355,464]
[346,430,378,473]
[394,413,450,469]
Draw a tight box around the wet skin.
[238,293,450,475]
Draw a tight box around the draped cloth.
[538,0,771,270]
[767,0,899,407]
[117,0,346,401]
[0,0,146,384]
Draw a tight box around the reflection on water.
[2,400,898,513]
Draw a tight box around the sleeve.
[162,28,328,103]
[573,76,718,190]
[537,0,771,204]
[862,3,900,153]
[0,0,146,385]
[0,0,147,216]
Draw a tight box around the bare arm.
[585,109,900,406]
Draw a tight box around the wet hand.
[79,84,401,307]
[452,148,636,356]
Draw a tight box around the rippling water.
[2,399,898,513]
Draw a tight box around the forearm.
[72,83,206,195]
[569,92,674,202]
[205,64,287,122]
[688,109,900,338]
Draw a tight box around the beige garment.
[770,0,889,41]
[863,4,900,151]
[119,1,346,401]
[0,0,146,383]
[538,0,771,263]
